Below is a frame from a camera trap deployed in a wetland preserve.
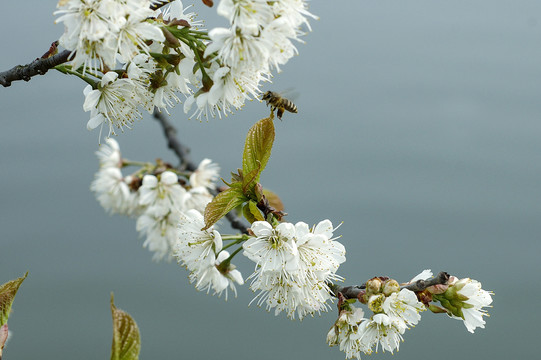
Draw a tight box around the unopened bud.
[368,294,385,313]
[162,28,180,47]
[382,279,400,296]
[356,289,368,304]
[426,283,449,294]
[428,304,449,314]
[366,278,382,295]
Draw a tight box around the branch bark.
[329,271,450,299]
[0,49,71,87]
[152,110,250,234]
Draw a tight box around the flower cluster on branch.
[1,1,496,359]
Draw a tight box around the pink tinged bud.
[357,289,368,304]
[426,284,449,294]
[382,279,400,296]
[447,276,459,286]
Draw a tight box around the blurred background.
[1,1,540,359]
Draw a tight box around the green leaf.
[110,294,140,360]
[242,165,261,197]
[242,117,275,185]
[203,185,247,230]
[0,272,28,326]
[242,201,265,224]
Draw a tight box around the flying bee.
[261,91,298,120]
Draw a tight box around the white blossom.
[353,313,405,354]
[189,158,220,189]
[451,278,493,333]
[174,209,222,271]
[90,166,135,215]
[83,72,142,136]
[115,6,164,62]
[95,137,122,168]
[55,0,117,72]
[189,250,244,300]
[217,0,274,35]
[244,221,299,274]
[138,171,186,211]
[244,219,346,319]
[382,289,425,328]
[136,205,180,261]
[327,306,369,360]
[182,186,213,213]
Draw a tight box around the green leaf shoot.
[0,272,28,327]
[242,117,275,186]
[110,294,140,360]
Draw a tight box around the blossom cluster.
[56,0,201,136]
[186,0,317,118]
[242,220,346,319]
[327,278,426,359]
[430,276,494,333]
[327,271,493,359]
[90,138,219,260]
[55,0,316,137]
[174,209,244,299]
[91,142,347,310]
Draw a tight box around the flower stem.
[54,65,98,87]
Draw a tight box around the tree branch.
[0,49,71,87]
[152,110,250,234]
[152,110,195,171]
[329,271,450,299]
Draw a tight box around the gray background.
[1,1,540,359]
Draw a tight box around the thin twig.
[152,110,195,171]
[329,271,450,299]
[152,110,250,234]
[0,49,71,87]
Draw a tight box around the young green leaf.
[242,117,275,184]
[0,272,28,327]
[110,294,140,360]
[242,200,265,224]
[242,165,261,197]
[203,185,247,230]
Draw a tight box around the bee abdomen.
[282,99,298,113]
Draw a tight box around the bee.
[261,91,298,119]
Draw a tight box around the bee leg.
[277,107,284,120]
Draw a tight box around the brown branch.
[0,49,71,87]
[329,271,450,299]
[152,110,196,172]
[152,110,250,234]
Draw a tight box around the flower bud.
[366,278,382,295]
[382,279,400,296]
[426,283,449,294]
[428,304,449,314]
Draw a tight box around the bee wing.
[279,88,300,101]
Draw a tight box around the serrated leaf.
[242,165,261,197]
[242,117,275,184]
[242,201,265,224]
[0,272,28,327]
[110,294,140,360]
[203,186,247,230]
[263,189,285,212]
